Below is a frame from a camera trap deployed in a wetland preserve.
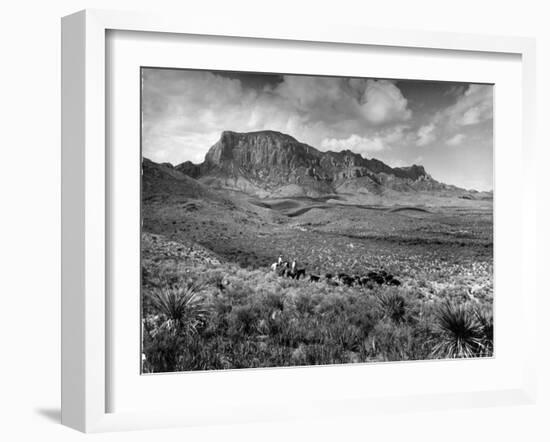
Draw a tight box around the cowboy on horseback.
[271,255,284,272]
[291,259,297,274]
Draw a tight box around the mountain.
[165,130,485,199]
[142,157,222,202]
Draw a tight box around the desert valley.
[141,130,494,372]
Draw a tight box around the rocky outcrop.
[166,130,471,198]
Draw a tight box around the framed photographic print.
[61,9,537,432]
[140,68,495,374]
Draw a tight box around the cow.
[388,277,401,286]
[367,271,386,285]
[338,273,354,287]
[309,274,320,282]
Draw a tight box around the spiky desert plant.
[377,290,407,323]
[149,281,209,336]
[431,301,483,359]
[474,307,494,356]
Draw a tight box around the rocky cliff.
[168,130,479,198]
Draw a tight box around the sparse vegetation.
[149,281,209,335]
[141,157,493,372]
[376,290,407,324]
[141,243,493,372]
[430,301,492,359]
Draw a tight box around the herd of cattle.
[270,260,401,287]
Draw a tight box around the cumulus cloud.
[142,70,416,164]
[320,125,410,156]
[358,80,412,125]
[446,133,466,146]
[321,134,385,154]
[416,124,436,146]
[142,69,262,162]
[410,84,492,148]
[270,77,412,127]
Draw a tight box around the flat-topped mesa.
[175,130,438,197]
[203,130,322,172]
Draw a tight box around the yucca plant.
[474,307,494,356]
[377,291,407,323]
[149,281,209,336]
[431,301,484,359]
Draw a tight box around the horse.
[309,274,320,282]
[294,268,306,280]
[277,261,289,277]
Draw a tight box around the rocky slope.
[164,130,488,199]
[142,157,224,202]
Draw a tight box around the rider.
[277,255,283,266]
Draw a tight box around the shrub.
[377,290,407,323]
[205,271,227,291]
[431,301,484,359]
[369,320,414,361]
[294,291,316,316]
[141,254,494,371]
[142,321,183,373]
[148,281,209,335]
[474,306,494,356]
[228,304,260,337]
[264,291,285,312]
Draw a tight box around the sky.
[142,68,493,191]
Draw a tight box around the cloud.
[446,133,466,146]
[460,107,483,125]
[142,70,415,164]
[416,124,436,146]
[443,84,467,97]
[359,80,412,125]
[321,134,385,154]
[319,125,411,156]
[272,77,412,126]
[445,84,493,126]
[320,125,410,156]
[411,84,491,148]
[388,155,425,168]
[141,69,492,191]
[142,69,261,163]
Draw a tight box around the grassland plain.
[141,189,494,373]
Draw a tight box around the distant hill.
[150,130,491,200]
[142,157,222,202]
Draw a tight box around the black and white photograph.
[2,0,547,438]
[140,68,494,373]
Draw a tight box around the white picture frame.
[61,9,537,433]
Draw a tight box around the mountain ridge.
[152,130,489,199]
